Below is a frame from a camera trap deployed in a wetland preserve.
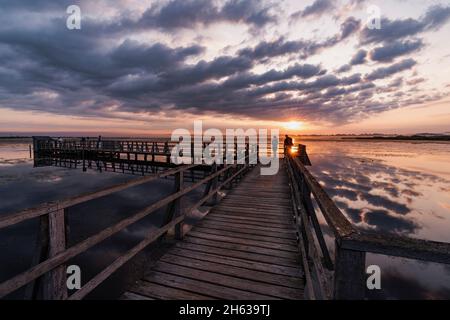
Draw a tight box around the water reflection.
[1,139,450,299]
[305,143,450,242]
[0,142,206,299]
[301,138,450,299]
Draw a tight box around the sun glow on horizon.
[282,121,303,131]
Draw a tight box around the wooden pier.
[1,137,450,300]
[122,162,304,300]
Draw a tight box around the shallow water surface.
[1,138,450,299]
[298,138,450,299]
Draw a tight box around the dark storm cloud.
[222,63,324,88]
[290,0,334,20]
[128,0,277,30]
[0,0,72,11]
[360,4,450,44]
[365,59,417,81]
[337,48,366,73]
[350,49,367,65]
[337,64,351,73]
[369,39,424,63]
[340,17,361,39]
[238,37,308,60]
[110,40,205,72]
[0,1,447,124]
[239,17,360,61]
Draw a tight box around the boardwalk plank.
[144,271,274,300]
[203,216,293,230]
[124,162,304,300]
[187,231,298,252]
[183,236,298,260]
[193,226,296,245]
[160,254,304,289]
[128,280,212,300]
[151,262,303,299]
[168,247,303,278]
[211,213,291,224]
[199,219,296,234]
[174,241,300,268]
[196,218,296,240]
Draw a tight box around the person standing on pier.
[284,135,293,155]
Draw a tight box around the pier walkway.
[1,137,450,300]
[122,163,304,300]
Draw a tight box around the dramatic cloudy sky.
[0,0,450,134]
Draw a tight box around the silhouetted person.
[284,135,293,155]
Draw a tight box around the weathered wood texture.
[122,163,305,300]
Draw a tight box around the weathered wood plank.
[183,236,299,261]
[211,212,291,223]
[144,272,273,300]
[333,246,366,300]
[175,241,299,268]
[160,254,304,289]
[212,207,292,218]
[168,247,303,278]
[199,219,296,234]
[187,231,298,253]
[120,160,304,300]
[130,280,213,300]
[193,226,296,246]
[203,216,293,230]
[151,262,303,299]
[43,209,67,300]
[198,220,296,240]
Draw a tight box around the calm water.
[297,137,450,299]
[0,139,207,299]
[1,138,450,299]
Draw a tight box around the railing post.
[211,163,219,205]
[163,171,184,240]
[43,208,68,300]
[24,215,49,299]
[333,240,366,300]
[297,144,312,166]
[174,171,184,240]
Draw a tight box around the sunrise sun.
[283,121,303,131]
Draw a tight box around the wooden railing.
[33,137,258,175]
[286,145,450,300]
[0,159,252,300]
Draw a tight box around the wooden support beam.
[210,163,219,205]
[43,208,68,300]
[333,243,366,300]
[163,171,184,240]
[24,216,49,300]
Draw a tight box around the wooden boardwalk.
[122,163,305,300]
[3,138,450,300]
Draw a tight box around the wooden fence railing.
[0,159,252,300]
[32,137,260,176]
[286,145,450,300]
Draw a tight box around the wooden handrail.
[290,157,356,238]
[67,163,250,300]
[0,159,251,299]
[287,146,450,300]
[0,165,197,230]
[342,232,450,265]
